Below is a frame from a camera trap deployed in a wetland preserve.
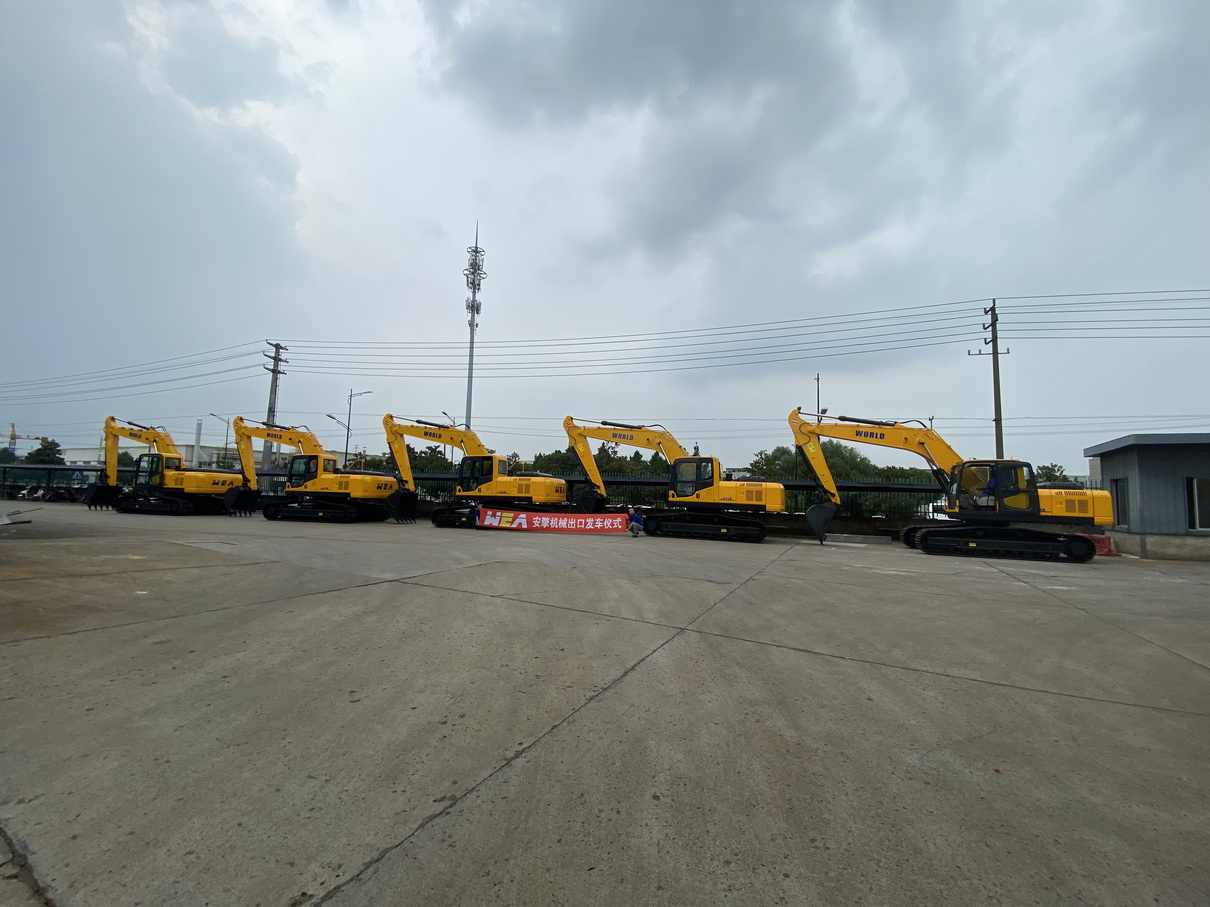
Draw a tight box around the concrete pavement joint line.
[0,578,401,647]
[400,583,695,633]
[683,543,800,631]
[394,554,762,633]
[313,627,687,906]
[313,547,800,903]
[987,561,1210,673]
[0,825,56,906]
[686,627,1210,717]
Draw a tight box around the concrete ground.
[1,504,1208,907]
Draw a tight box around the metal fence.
[1,465,946,520]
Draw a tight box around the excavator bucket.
[83,483,122,510]
[224,486,261,517]
[385,489,419,523]
[575,492,607,513]
[806,501,837,544]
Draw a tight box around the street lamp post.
[209,413,230,467]
[342,390,372,466]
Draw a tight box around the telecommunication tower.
[463,225,487,428]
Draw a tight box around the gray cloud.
[0,1,304,379]
[160,4,301,109]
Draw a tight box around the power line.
[0,343,263,390]
[2,373,264,407]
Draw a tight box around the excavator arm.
[562,416,689,498]
[382,415,418,491]
[232,417,329,492]
[787,409,963,491]
[381,415,492,491]
[99,416,182,486]
[787,409,963,478]
[787,408,965,543]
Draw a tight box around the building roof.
[1083,433,1210,457]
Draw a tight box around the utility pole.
[262,341,288,470]
[463,225,486,429]
[344,389,372,466]
[815,373,821,414]
[967,300,1009,457]
[210,414,231,467]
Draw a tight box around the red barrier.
[1080,534,1117,556]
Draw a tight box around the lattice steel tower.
[463,224,486,428]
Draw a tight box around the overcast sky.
[2,0,1207,474]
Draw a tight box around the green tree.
[24,438,65,465]
[1035,463,1070,483]
[116,450,136,467]
[360,452,390,472]
[506,451,522,472]
[531,446,582,476]
[0,447,16,464]
[747,445,800,478]
[409,444,455,473]
[24,437,65,464]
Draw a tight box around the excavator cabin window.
[672,458,715,498]
[287,455,319,488]
[134,454,164,488]
[457,456,494,493]
[950,461,1039,514]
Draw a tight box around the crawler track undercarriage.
[85,485,259,516]
[643,510,766,542]
[901,523,1097,563]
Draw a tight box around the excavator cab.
[947,460,1040,519]
[286,455,320,489]
[133,453,168,488]
[670,457,718,499]
[456,455,497,493]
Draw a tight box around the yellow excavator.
[564,416,786,541]
[786,408,1112,562]
[383,414,571,527]
[233,417,405,522]
[82,416,255,515]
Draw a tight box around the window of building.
[1111,477,1129,527]
[1189,478,1210,530]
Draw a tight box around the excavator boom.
[232,417,330,491]
[563,416,689,500]
[98,416,182,486]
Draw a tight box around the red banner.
[476,508,628,533]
